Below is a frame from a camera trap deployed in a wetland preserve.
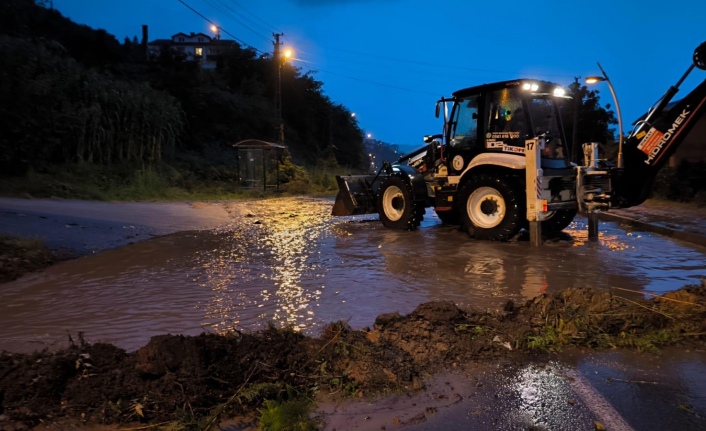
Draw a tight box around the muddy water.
[1,197,705,353]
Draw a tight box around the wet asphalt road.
[0,197,230,254]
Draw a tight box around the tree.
[561,81,618,164]
[0,0,369,183]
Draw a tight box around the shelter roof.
[233,140,286,150]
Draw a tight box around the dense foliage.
[560,80,619,164]
[0,0,366,196]
[652,161,706,205]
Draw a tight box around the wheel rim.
[467,186,505,228]
[382,185,405,222]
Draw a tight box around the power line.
[296,50,517,85]
[217,0,281,35]
[229,0,280,33]
[291,48,572,99]
[176,1,574,101]
[202,0,272,43]
[175,0,265,54]
[302,45,577,81]
[312,68,441,97]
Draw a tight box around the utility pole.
[571,76,580,164]
[273,33,284,144]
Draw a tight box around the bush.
[650,161,706,203]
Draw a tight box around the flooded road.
[1,197,705,353]
[327,347,706,431]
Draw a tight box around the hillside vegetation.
[0,0,366,199]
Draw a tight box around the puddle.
[351,348,706,431]
[1,197,704,353]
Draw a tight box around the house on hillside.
[147,31,237,69]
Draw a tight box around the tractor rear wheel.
[459,173,524,241]
[541,208,578,233]
[377,176,423,230]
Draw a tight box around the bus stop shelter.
[233,139,286,191]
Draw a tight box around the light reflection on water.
[199,204,330,333]
[0,197,704,353]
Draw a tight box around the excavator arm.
[613,41,706,207]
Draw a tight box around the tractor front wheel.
[377,176,423,230]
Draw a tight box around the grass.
[0,160,342,202]
[258,398,318,431]
[0,166,267,201]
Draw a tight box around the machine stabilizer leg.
[588,211,599,241]
[529,221,542,246]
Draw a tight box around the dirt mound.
[2,286,705,428]
[0,236,76,283]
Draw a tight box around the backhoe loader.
[332,41,706,241]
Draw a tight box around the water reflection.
[198,199,332,333]
[0,197,703,353]
[511,364,579,429]
[263,208,327,329]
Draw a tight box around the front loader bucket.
[331,174,379,216]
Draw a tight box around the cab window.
[529,97,566,160]
[450,96,479,149]
[486,88,528,149]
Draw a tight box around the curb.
[597,211,706,248]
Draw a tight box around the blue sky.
[55,0,706,149]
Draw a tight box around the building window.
[178,37,184,42]
[195,47,203,57]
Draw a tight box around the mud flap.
[331,175,379,216]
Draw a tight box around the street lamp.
[586,62,624,168]
[210,24,220,40]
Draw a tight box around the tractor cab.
[442,79,571,173]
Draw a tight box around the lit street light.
[210,24,220,40]
[586,63,624,168]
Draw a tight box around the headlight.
[553,87,566,97]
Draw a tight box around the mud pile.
[0,236,74,283]
[1,285,705,428]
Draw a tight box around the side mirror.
[435,101,441,118]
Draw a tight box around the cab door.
[446,94,481,174]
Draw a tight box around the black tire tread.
[458,173,524,241]
[377,176,423,230]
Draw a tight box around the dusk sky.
[55,0,706,149]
